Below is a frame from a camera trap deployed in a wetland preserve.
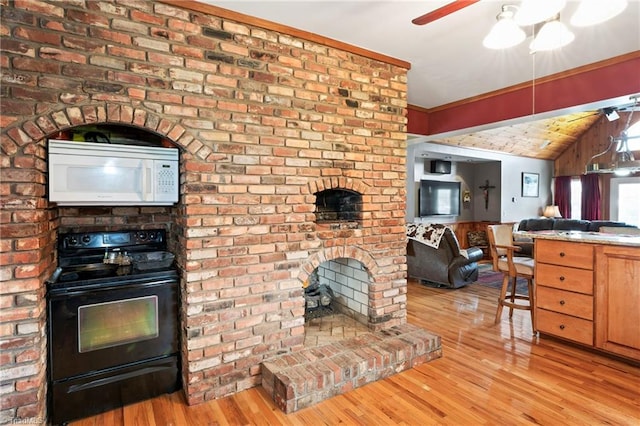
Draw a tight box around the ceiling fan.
[412,0,480,26]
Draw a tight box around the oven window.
[78,296,159,353]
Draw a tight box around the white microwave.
[48,140,179,206]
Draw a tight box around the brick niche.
[0,1,408,422]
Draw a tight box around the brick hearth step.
[261,323,442,413]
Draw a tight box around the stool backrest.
[487,224,514,271]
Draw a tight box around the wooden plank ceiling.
[431,111,602,160]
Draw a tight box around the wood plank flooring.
[70,279,640,425]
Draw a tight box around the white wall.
[406,141,554,223]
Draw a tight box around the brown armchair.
[407,223,484,289]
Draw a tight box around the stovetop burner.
[49,229,176,289]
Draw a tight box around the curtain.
[580,174,601,220]
[554,176,572,219]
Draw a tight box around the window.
[626,121,640,151]
[610,177,640,226]
[570,178,582,220]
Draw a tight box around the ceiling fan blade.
[412,0,481,25]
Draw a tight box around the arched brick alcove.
[1,103,202,420]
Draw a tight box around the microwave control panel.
[154,161,179,202]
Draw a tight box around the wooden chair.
[487,224,535,326]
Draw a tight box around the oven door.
[48,276,178,381]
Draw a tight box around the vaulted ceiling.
[431,111,603,160]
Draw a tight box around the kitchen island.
[519,230,640,363]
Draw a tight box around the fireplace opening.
[315,189,362,229]
[303,258,371,347]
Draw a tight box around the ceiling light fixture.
[570,0,628,27]
[484,1,627,52]
[529,15,574,52]
[483,5,526,49]
[585,95,640,176]
[603,107,620,122]
[515,0,566,26]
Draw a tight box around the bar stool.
[487,224,535,326]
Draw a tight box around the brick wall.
[0,0,408,421]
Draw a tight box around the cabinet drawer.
[535,240,593,269]
[536,309,593,346]
[536,286,593,320]
[536,263,593,294]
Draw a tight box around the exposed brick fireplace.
[0,1,410,422]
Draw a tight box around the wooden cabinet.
[594,245,640,360]
[534,240,594,346]
[534,238,640,362]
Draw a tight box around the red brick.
[14,0,64,17]
[13,27,61,45]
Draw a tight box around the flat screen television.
[419,180,460,216]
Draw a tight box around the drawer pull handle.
[559,324,565,330]
[559,276,565,281]
[559,300,565,305]
[559,252,566,257]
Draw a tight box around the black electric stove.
[47,229,180,425]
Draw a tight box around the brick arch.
[2,103,202,156]
[297,245,377,284]
[306,176,371,196]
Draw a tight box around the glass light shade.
[483,18,526,49]
[529,20,575,52]
[613,168,632,177]
[570,0,628,27]
[515,0,566,26]
[543,205,562,218]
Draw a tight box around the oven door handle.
[141,159,152,201]
[66,361,175,394]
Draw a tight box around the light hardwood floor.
[71,279,640,425]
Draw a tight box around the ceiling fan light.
[483,12,526,49]
[570,0,628,27]
[613,167,632,176]
[515,0,566,26]
[529,20,575,52]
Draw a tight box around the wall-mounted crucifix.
[478,180,495,210]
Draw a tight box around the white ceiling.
[202,0,640,110]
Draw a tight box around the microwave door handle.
[142,160,152,201]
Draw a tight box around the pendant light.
[483,5,526,49]
[515,0,566,26]
[529,17,575,52]
[571,0,628,27]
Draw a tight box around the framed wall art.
[521,172,539,198]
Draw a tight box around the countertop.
[515,230,640,248]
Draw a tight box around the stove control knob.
[148,231,157,241]
[81,235,92,245]
[67,236,78,246]
[136,231,148,241]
